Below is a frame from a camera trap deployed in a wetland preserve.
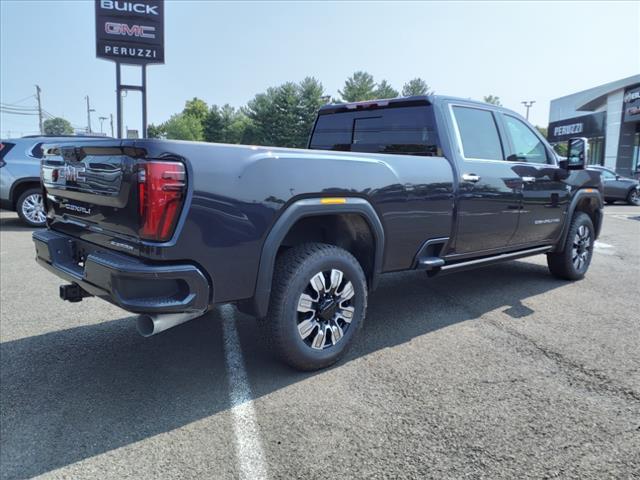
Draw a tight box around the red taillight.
[138,161,186,241]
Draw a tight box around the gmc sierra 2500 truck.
[33,95,603,370]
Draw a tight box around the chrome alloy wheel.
[21,193,46,224]
[630,189,640,206]
[572,224,592,271]
[296,269,355,350]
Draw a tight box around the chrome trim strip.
[441,246,552,271]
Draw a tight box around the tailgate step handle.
[59,283,93,303]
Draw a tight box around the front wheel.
[627,188,640,206]
[547,212,594,280]
[16,188,46,227]
[263,243,367,371]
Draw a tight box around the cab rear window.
[309,105,441,156]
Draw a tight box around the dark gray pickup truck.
[33,95,603,370]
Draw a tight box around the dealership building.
[547,74,640,177]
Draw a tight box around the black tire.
[627,188,640,206]
[16,187,46,227]
[263,242,367,371]
[547,212,594,280]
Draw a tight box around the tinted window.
[452,106,503,160]
[503,115,549,164]
[0,142,15,160]
[30,142,44,159]
[599,169,616,180]
[310,105,441,156]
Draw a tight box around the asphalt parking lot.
[1,207,639,480]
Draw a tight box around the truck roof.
[318,94,518,116]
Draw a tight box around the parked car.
[0,135,111,227]
[587,166,640,205]
[33,96,603,371]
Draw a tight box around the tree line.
[147,71,435,147]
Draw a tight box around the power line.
[0,103,39,111]
[0,109,39,116]
[1,94,36,106]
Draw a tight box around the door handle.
[462,173,481,183]
[521,176,536,183]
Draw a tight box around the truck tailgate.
[41,141,143,240]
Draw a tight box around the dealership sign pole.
[95,0,165,138]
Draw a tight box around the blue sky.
[1,0,639,137]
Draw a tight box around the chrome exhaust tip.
[136,311,203,337]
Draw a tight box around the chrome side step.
[439,246,553,274]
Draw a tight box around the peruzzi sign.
[547,112,606,143]
[95,0,164,65]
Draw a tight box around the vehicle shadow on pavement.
[0,215,37,233]
[0,260,565,479]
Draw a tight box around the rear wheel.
[263,243,367,371]
[627,188,640,206]
[547,212,594,280]
[16,188,46,227]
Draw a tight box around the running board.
[439,246,553,274]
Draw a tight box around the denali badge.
[534,218,560,225]
[63,204,92,215]
[110,240,134,251]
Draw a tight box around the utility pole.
[109,114,114,137]
[98,116,107,134]
[85,95,95,133]
[35,85,43,134]
[521,100,536,121]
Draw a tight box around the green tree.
[183,97,209,123]
[203,105,224,143]
[535,125,548,138]
[204,104,253,144]
[401,78,432,96]
[147,123,165,138]
[483,95,502,106]
[43,117,73,135]
[297,77,325,145]
[163,113,203,141]
[339,71,376,102]
[246,78,325,148]
[375,80,399,99]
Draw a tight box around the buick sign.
[95,0,164,65]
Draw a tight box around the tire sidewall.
[17,188,46,227]
[277,249,367,369]
[565,213,595,278]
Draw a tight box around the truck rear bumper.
[33,229,210,314]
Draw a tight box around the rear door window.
[310,105,441,156]
[452,106,504,160]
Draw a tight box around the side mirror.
[565,137,589,170]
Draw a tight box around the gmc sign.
[95,0,164,65]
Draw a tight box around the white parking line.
[221,304,268,480]
[594,241,614,249]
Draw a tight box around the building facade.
[548,74,640,177]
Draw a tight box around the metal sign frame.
[95,0,164,138]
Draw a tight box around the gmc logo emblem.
[58,165,86,183]
[105,22,156,38]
